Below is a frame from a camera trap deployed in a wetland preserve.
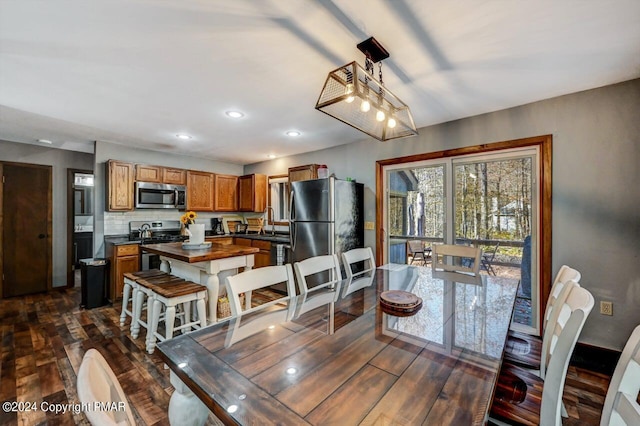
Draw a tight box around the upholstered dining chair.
[293,254,342,294]
[600,324,640,426]
[342,247,376,280]
[505,265,582,375]
[490,284,594,426]
[225,264,296,317]
[76,348,136,425]
[431,243,483,276]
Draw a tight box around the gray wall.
[245,79,640,351]
[93,141,244,256]
[0,140,94,287]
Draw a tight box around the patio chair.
[431,243,482,276]
[407,240,430,265]
[481,242,500,275]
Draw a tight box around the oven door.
[141,252,161,271]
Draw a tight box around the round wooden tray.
[380,290,421,308]
[380,299,423,317]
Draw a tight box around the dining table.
[157,264,520,425]
[141,241,259,323]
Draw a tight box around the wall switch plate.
[600,301,613,316]
[364,221,375,230]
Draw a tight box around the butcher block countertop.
[141,242,259,263]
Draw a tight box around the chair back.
[431,243,482,276]
[539,285,594,425]
[225,299,298,347]
[600,325,640,426]
[225,264,295,316]
[407,240,422,255]
[294,254,342,294]
[342,247,375,280]
[543,265,582,332]
[77,348,136,425]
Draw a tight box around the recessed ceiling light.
[176,134,192,140]
[37,139,53,144]
[268,154,277,159]
[286,130,301,137]
[225,111,244,118]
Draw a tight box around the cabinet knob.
[38,234,46,239]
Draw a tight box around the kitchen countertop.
[141,241,259,263]
[104,233,290,246]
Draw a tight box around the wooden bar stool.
[147,280,207,354]
[135,274,189,350]
[121,269,169,330]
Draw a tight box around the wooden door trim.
[1,161,53,297]
[376,134,552,333]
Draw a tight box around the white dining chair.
[76,348,136,426]
[490,284,594,426]
[600,325,640,426]
[431,243,482,276]
[342,247,376,280]
[505,265,582,374]
[294,254,342,294]
[225,264,296,317]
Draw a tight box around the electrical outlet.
[364,221,375,230]
[600,301,613,316]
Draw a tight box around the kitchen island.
[141,242,259,323]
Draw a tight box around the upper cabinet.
[136,164,187,185]
[186,170,215,211]
[162,168,187,185]
[288,164,319,182]
[239,174,267,212]
[106,160,134,211]
[214,174,238,212]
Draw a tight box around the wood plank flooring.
[1,286,611,425]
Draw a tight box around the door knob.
[38,234,46,239]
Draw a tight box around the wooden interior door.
[2,163,52,297]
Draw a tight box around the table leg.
[201,272,219,324]
[168,371,208,426]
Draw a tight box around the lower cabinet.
[234,237,271,268]
[106,243,140,302]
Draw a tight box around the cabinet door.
[112,254,139,301]
[254,251,271,268]
[186,171,215,211]
[135,164,162,182]
[233,238,252,247]
[107,160,134,211]
[214,174,238,211]
[288,164,319,182]
[163,168,187,185]
[239,174,267,212]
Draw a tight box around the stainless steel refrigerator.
[289,177,364,284]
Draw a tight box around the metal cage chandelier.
[315,37,418,141]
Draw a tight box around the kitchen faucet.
[265,206,276,236]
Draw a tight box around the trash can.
[80,258,110,309]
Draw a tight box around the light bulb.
[360,100,371,112]
[345,83,355,103]
[388,118,397,128]
[376,110,386,122]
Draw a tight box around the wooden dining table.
[157,264,520,425]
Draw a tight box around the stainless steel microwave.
[135,182,186,209]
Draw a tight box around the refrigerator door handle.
[289,189,296,252]
[289,189,296,221]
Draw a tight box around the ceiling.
[1,1,639,165]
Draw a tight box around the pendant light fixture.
[315,37,418,141]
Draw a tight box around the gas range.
[129,220,189,244]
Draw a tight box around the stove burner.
[139,234,189,244]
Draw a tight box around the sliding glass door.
[382,147,539,333]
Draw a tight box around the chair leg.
[165,305,176,341]
[148,299,162,354]
[120,282,131,326]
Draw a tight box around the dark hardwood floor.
[1,286,610,425]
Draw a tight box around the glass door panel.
[385,164,445,265]
[453,154,537,329]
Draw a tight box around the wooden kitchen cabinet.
[105,243,140,302]
[162,167,187,185]
[136,164,187,185]
[135,164,162,182]
[239,174,267,212]
[214,174,238,212]
[186,170,215,211]
[106,160,134,211]
[288,164,319,182]
[233,238,271,268]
